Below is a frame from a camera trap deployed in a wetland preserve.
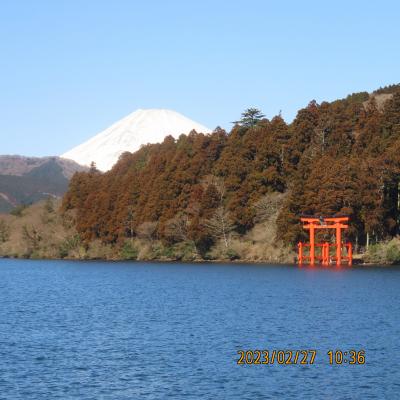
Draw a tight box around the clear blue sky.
[1,0,399,156]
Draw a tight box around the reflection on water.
[0,259,399,399]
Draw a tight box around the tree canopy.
[62,84,400,252]
[234,108,265,127]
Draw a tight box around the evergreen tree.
[234,108,265,127]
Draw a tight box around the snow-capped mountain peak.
[61,108,211,171]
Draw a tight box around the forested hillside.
[62,84,400,259]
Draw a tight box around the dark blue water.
[0,259,399,399]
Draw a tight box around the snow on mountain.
[61,109,211,171]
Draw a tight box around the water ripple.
[0,260,399,399]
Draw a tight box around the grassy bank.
[0,199,295,263]
[4,199,398,265]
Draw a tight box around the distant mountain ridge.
[0,155,85,178]
[0,156,87,213]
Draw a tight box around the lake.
[0,259,399,399]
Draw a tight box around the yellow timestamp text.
[236,349,366,365]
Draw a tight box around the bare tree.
[212,176,226,202]
[165,213,190,242]
[201,175,235,248]
[22,225,42,250]
[136,221,158,242]
[204,207,235,248]
[201,175,226,202]
[165,212,202,256]
[253,192,287,222]
[0,219,10,243]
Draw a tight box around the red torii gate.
[298,217,352,266]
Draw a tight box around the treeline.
[62,84,400,255]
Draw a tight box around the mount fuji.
[62,109,211,171]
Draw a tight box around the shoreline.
[0,254,394,267]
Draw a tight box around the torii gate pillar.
[335,223,341,267]
[309,224,315,266]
